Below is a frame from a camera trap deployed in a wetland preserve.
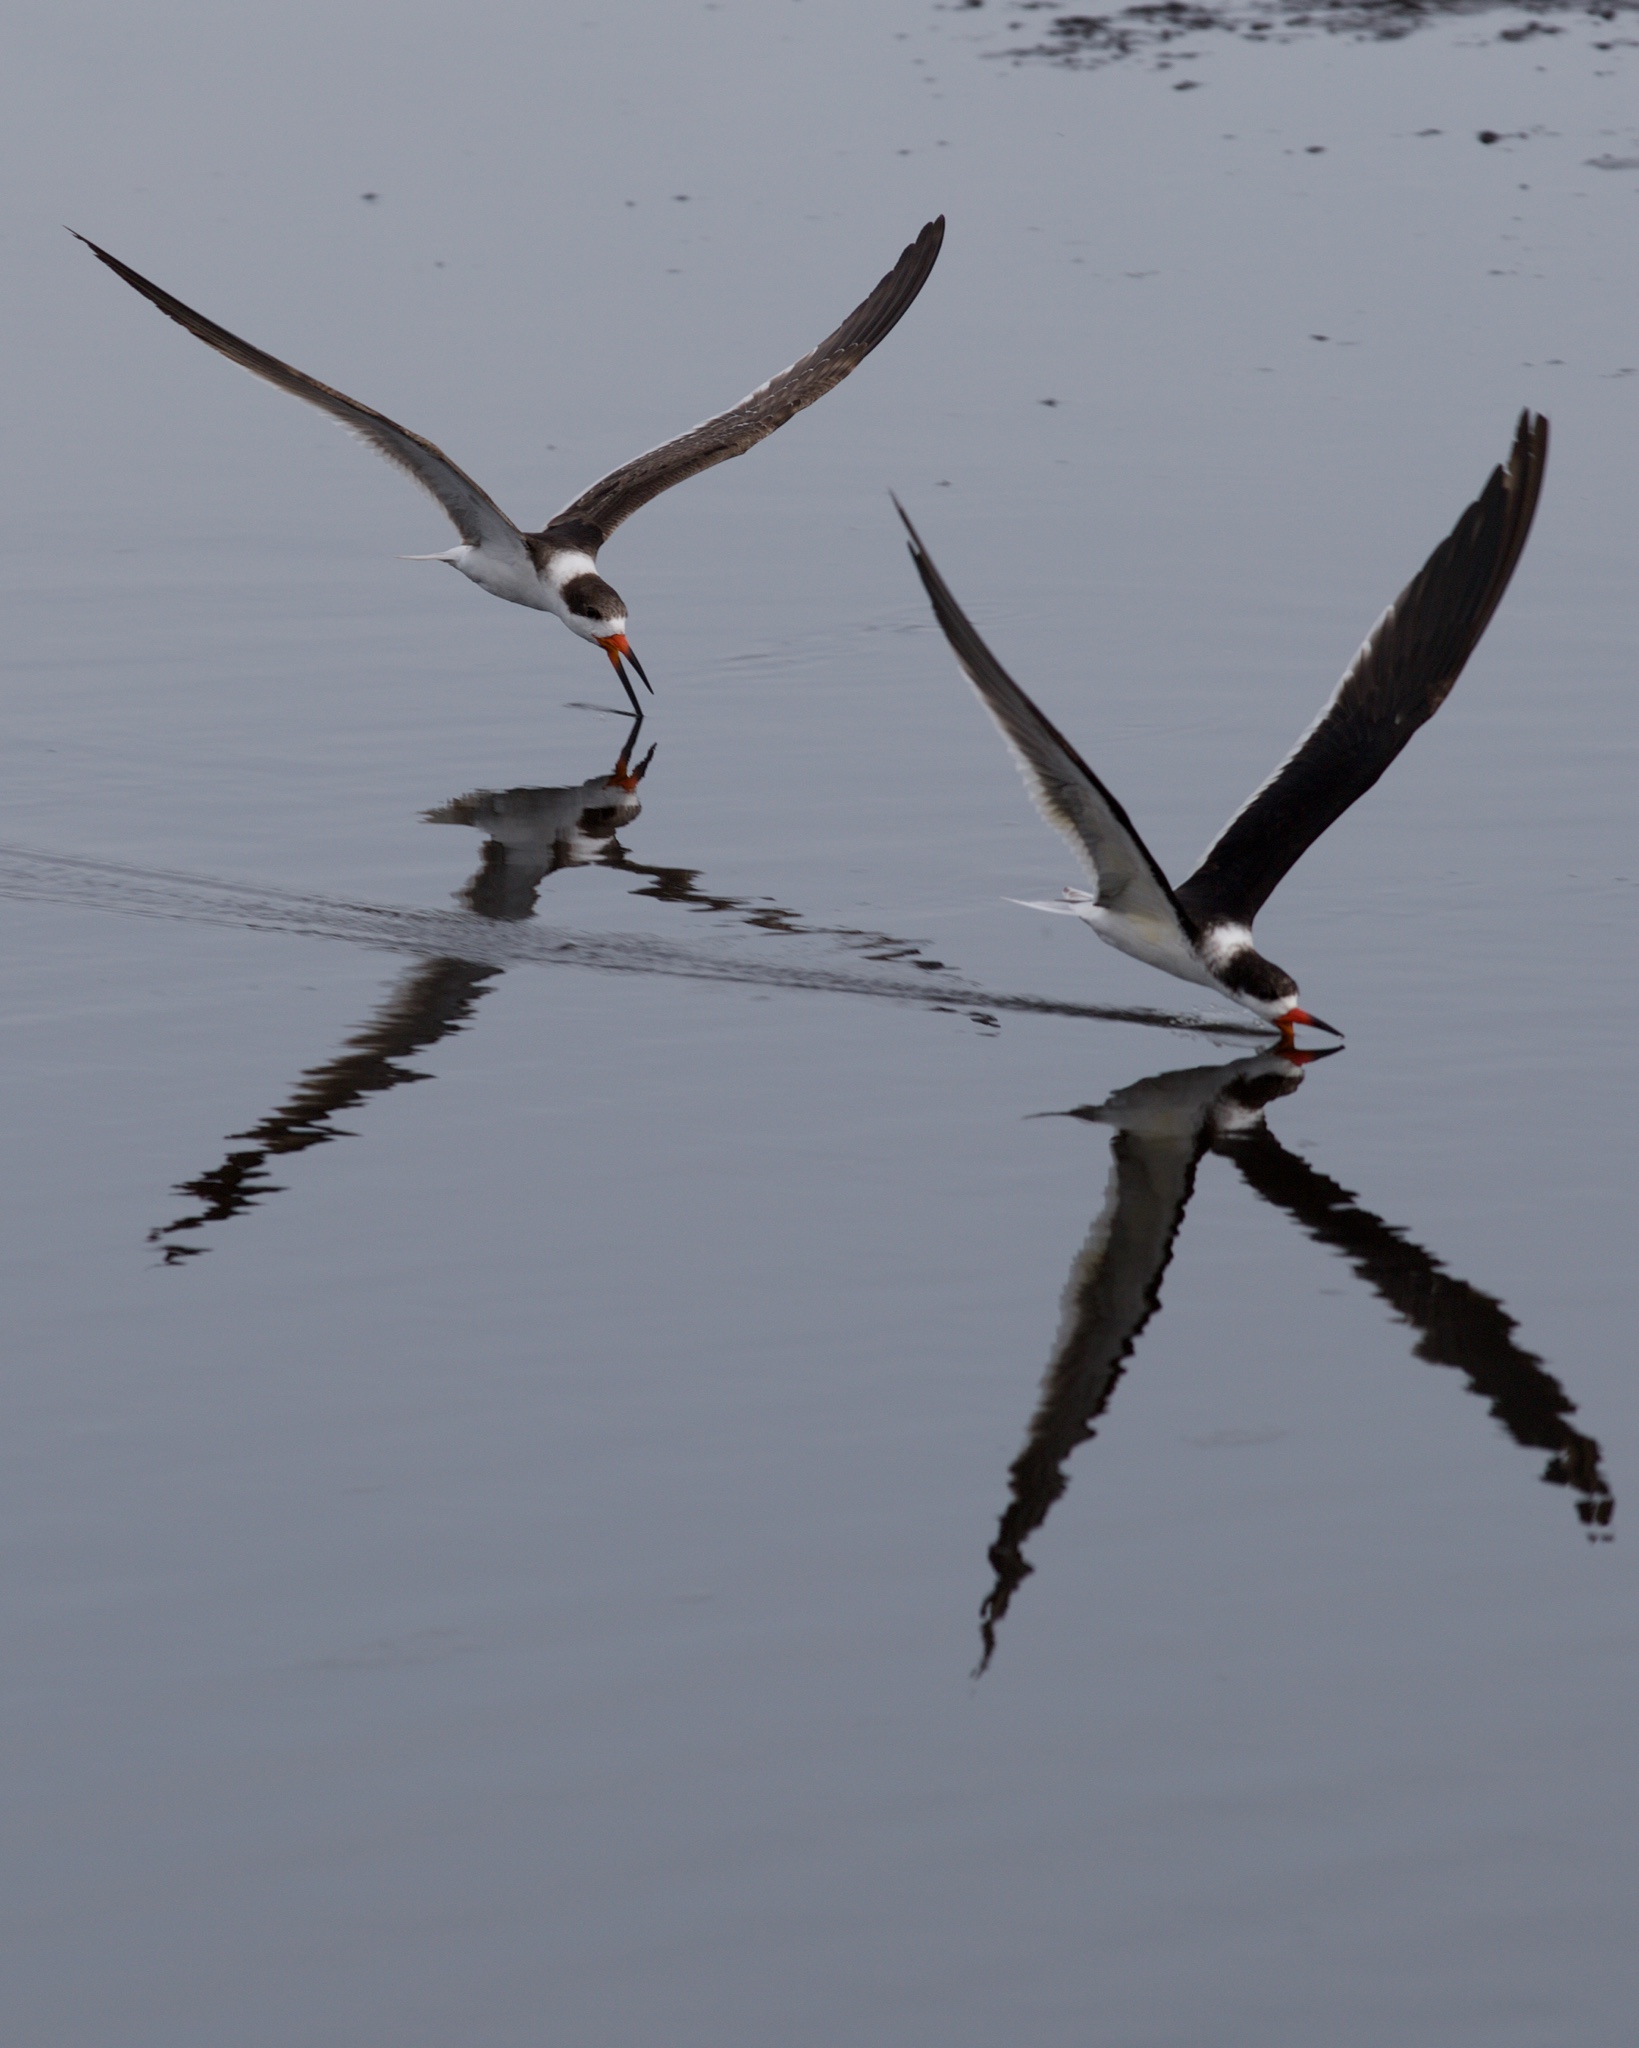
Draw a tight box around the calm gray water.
[4,4,1637,2042]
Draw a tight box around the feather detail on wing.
[539,219,945,557]
[1177,410,1548,932]
[896,501,1192,938]
[73,232,530,566]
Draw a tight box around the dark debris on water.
[957,0,1639,69]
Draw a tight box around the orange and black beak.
[1277,1006,1344,1047]
[596,633,652,719]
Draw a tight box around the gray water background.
[3,3,1637,2042]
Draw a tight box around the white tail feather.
[1009,895,1094,917]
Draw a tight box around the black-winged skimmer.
[897,411,1547,1042]
[75,218,944,716]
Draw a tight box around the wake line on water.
[0,842,1264,1040]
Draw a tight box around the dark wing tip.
[1498,408,1549,523]
[845,214,946,358]
[68,227,115,267]
[1442,404,1549,657]
[69,229,144,286]
[1177,408,1549,931]
[1503,406,1548,535]
[890,503,968,650]
[1507,405,1550,544]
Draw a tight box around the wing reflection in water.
[151,733,962,1260]
[149,958,501,1262]
[978,1051,1612,1671]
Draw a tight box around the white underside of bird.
[404,541,605,630]
[1013,887,1232,995]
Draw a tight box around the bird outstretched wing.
[542,219,945,555]
[897,502,1192,937]
[1177,410,1548,932]
[72,231,532,567]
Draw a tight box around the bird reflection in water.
[977,1048,1613,1672]
[150,733,953,1258]
[429,733,945,949]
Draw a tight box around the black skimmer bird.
[73,218,945,717]
[897,410,1548,1043]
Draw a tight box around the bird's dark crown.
[560,572,626,624]
[1215,946,1298,1006]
